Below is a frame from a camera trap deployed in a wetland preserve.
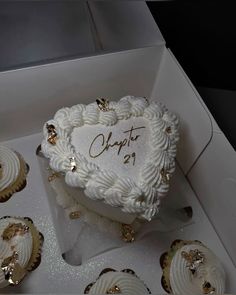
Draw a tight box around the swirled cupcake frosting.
[160,240,225,295]
[0,145,28,202]
[84,268,151,294]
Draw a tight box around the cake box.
[0,5,235,294]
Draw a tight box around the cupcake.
[0,216,44,288]
[160,240,226,295]
[84,268,151,294]
[0,145,29,202]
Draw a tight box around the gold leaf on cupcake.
[1,251,27,286]
[2,223,29,241]
[202,281,216,294]
[160,168,170,184]
[96,98,112,112]
[181,249,205,275]
[106,285,121,294]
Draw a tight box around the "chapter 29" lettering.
[89,126,145,166]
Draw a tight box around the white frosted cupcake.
[84,268,151,294]
[0,145,29,202]
[160,240,225,295]
[0,216,43,288]
[40,96,179,236]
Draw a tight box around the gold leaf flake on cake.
[96,98,113,112]
[46,124,58,145]
[202,281,216,294]
[121,224,135,243]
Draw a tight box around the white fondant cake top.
[0,145,20,191]
[41,96,179,220]
[71,117,150,185]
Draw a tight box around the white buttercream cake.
[41,96,179,234]
[160,240,226,295]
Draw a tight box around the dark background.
[147,2,236,91]
[148,2,236,149]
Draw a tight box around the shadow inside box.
[37,145,194,266]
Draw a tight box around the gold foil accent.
[69,157,77,172]
[165,126,172,134]
[96,98,113,112]
[160,168,170,184]
[202,281,216,294]
[2,223,29,241]
[106,285,121,294]
[181,249,205,275]
[69,211,81,219]
[121,224,135,243]
[1,251,27,285]
[48,171,60,182]
[46,124,58,145]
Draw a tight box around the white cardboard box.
[1,3,236,292]
[1,44,236,294]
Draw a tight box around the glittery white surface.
[0,133,235,293]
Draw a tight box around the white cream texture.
[0,146,20,191]
[42,96,179,220]
[170,244,225,295]
[88,271,150,294]
[0,218,33,288]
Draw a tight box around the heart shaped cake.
[41,96,179,225]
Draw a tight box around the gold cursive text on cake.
[89,126,145,160]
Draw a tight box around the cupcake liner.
[0,153,29,203]
[18,217,44,272]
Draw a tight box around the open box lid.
[88,1,165,51]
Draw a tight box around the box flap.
[88,2,165,51]
[151,48,212,174]
[188,131,236,267]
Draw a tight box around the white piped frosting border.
[41,96,179,220]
